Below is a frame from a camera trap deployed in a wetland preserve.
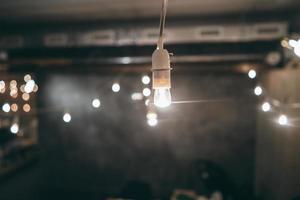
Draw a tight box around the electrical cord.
[158,0,168,48]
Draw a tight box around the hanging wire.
[158,0,168,42]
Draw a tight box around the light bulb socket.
[152,48,171,89]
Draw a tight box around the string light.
[10,123,19,134]
[141,75,151,85]
[92,98,101,108]
[142,88,151,97]
[147,118,158,127]
[131,93,143,101]
[278,114,288,126]
[261,102,271,112]
[254,86,263,96]
[2,103,10,112]
[248,69,257,79]
[112,83,120,93]
[63,113,71,123]
[146,112,157,120]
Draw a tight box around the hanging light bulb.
[153,88,171,108]
[152,0,171,108]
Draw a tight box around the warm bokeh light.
[22,93,30,101]
[24,80,35,93]
[147,118,158,127]
[141,75,151,85]
[23,104,31,112]
[2,103,10,113]
[10,88,18,97]
[20,84,25,93]
[278,114,288,126]
[92,98,101,108]
[10,123,19,134]
[261,102,271,112]
[11,103,18,112]
[33,84,38,92]
[63,113,72,123]
[248,69,256,79]
[254,86,263,96]
[24,74,32,82]
[142,88,151,97]
[112,83,120,92]
[0,80,5,92]
[10,80,17,88]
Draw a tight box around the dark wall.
[256,69,300,200]
[0,72,256,199]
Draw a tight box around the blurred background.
[0,0,300,200]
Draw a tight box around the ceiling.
[0,0,298,22]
